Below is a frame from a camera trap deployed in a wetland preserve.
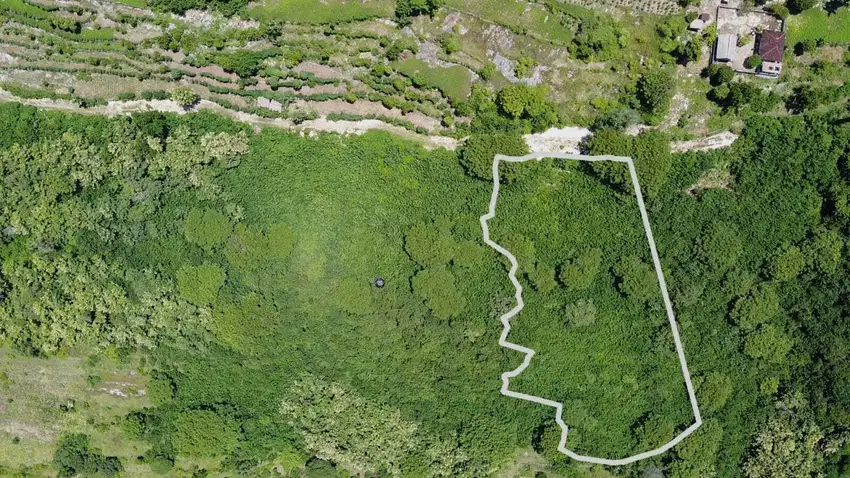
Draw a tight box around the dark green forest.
[1,100,850,477]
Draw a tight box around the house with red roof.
[756,30,785,77]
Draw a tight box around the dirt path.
[0,90,459,150]
[671,131,738,153]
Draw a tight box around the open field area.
[787,7,850,44]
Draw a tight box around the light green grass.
[110,0,147,7]
[788,8,850,45]
[444,0,574,44]
[247,0,394,24]
[393,57,472,100]
[1,0,51,19]
[0,348,152,474]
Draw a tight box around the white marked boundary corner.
[479,152,702,466]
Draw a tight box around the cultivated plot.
[481,153,700,465]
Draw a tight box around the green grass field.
[788,7,850,44]
[444,0,574,44]
[393,57,472,100]
[246,0,394,24]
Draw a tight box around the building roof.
[758,30,785,63]
[689,19,705,31]
[716,34,737,61]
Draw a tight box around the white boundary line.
[479,152,702,466]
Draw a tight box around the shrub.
[440,34,460,55]
[514,56,536,78]
[170,86,199,107]
[744,54,763,69]
[176,265,226,306]
[479,62,496,81]
[172,410,239,457]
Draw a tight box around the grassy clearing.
[0,348,151,473]
[788,8,850,45]
[246,0,394,24]
[393,56,472,100]
[444,0,574,45]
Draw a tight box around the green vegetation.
[1,92,850,475]
[171,86,199,107]
[788,8,850,45]
[246,0,394,24]
[393,57,472,101]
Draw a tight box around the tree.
[705,63,735,85]
[184,208,232,252]
[769,245,806,281]
[176,265,226,305]
[412,267,466,320]
[744,54,763,70]
[744,325,793,363]
[803,228,843,275]
[678,38,702,64]
[744,393,825,477]
[731,284,781,330]
[559,248,602,291]
[53,434,122,478]
[636,69,675,119]
[593,107,640,131]
[614,255,658,302]
[171,86,199,108]
[698,373,732,413]
[440,34,460,54]
[528,261,557,293]
[496,84,559,130]
[767,3,791,18]
[565,299,597,327]
[280,374,422,476]
[173,410,240,457]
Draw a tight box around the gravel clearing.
[524,126,591,154]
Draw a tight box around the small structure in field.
[715,34,737,62]
[756,30,785,77]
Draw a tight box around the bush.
[440,34,460,55]
[479,62,496,81]
[173,410,240,457]
[744,54,763,69]
[171,86,199,107]
[514,56,536,78]
[53,434,122,478]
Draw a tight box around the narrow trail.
[0,90,458,151]
[479,152,702,466]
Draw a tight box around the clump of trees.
[53,434,122,477]
[395,0,444,25]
